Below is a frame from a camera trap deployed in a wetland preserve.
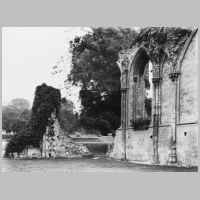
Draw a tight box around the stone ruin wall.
[16,112,92,159]
[42,112,91,158]
[110,29,198,167]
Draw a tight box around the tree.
[58,98,78,133]
[68,27,138,135]
[9,98,30,110]
[2,99,31,133]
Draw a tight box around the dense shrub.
[131,118,151,131]
[145,97,152,118]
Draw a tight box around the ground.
[1,156,197,172]
[2,138,197,172]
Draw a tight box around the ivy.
[5,84,61,156]
[131,118,151,131]
[132,27,192,66]
[145,97,152,117]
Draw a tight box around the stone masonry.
[42,111,92,158]
[110,29,198,167]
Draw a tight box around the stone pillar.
[158,79,162,124]
[152,63,161,164]
[121,69,128,160]
[152,77,161,163]
[133,76,137,121]
[168,70,179,163]
[117,55,130,160]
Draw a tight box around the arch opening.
[128,48,153,128]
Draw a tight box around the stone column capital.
[121,88,127,92]
[152,77,162,83]
[133,76,138,84]
[152,63,160,77]
[169,63,180,81]
[169,72,180,81]
[121,69,129,89]
[118,55,130,74]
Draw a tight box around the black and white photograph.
[1,27,198,172]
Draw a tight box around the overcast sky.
[2,27,88,110]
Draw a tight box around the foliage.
[2,134,14,140]
[68,27,138,135]
[144,78,150,89]
[131,118,151,131]
[58,98,79,133]
[132,27,192,66]
[5,128,30,155]
[145,97,152,117]
[5,84,61,156]
[2,99,31,133]
[130,97,152,131]
[9,98,30,110]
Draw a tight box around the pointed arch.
[126,47,152,127]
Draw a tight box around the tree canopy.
[58,98,79,133]
[9,98,30,110]
[2,98,31,133]
[68,27,138,135]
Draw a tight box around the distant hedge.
[5,83,61,156]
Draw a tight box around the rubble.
[41,111,92,158]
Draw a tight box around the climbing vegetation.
[132,27,192,66]
[131,118,151,131]
[5,84,61,156]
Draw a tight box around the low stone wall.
[109,128,125,160]
[126,128,153,163]
[176,123,198,167]
[110,123,198,167]
[27,147,41,158]
[109,128,154,163]
[157,126,171,165]
[12,147,41,159]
